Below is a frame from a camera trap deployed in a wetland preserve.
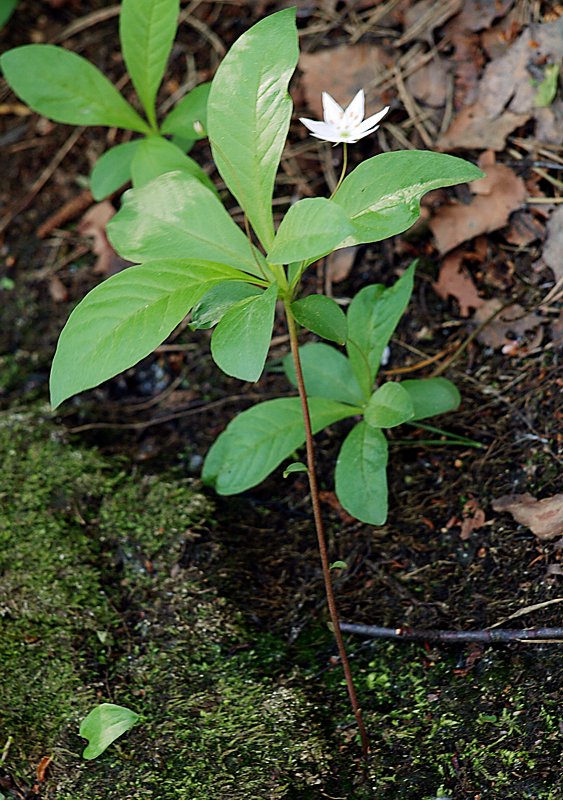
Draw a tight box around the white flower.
[299,90,389,144]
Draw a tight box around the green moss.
[0,410,331,797]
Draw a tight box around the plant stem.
[329,143,348,199]
[283,300,369,761]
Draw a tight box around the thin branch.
[340,623,563,644]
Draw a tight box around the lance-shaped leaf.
[50,259,253,408]
[401,377,461,420]
[207,8,298,250]
[80,703,139,760]
[364,382,415,428]
[203,397,358,495]
[283,343,365,407]
[119,0,178,129]
[0,45,149,133]
[161,82,211,139]
[335,422,388,525]
[90,140,140,200]
[107,171,268,278]
[268,198,354,265]
[333,151,484,247]
[210,283,277,381]
[0,0,18,27]
[130,136,217,194]
[191,281,263,330]
[346,262,415,397]
[291,295,347,345]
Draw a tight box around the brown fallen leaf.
[493,493,563,540]
[78,201,128,276]
[326,246,358,285]
[429,151,526,254]
[299,43,390,119]
[438,17,563,150]
[541,205,563,283]
[472,298,543,352]
[48,274,68,303]
[406,56,449,108]
[399,0,462,46]
[433,250,483,317]
[504,210,545,247]
[36,755,53,783]
[460,498,486,540]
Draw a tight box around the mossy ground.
[1,409,560,799]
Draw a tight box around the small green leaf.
[291,295,347,345]
[119,0,179,129]
[130,136,217,194]
[364,382,415,428]
[203,397,357,495]
[161,82,211,139]
[268,198,354,265]
[400,377,461,421]
[191,281,263,330]
[283,343,366,407]
[347,262,415,397]
[90,140,140,200]
[50,259,252,408]
[335,422,388,525]
[0,45,149,133]
[80,703,139,760]
[333,151,483,247]
[0,0,18,27]
[207,9,298,250]
[107,171,269,279]
[211,283,277,382]
[534,63,560,107]
[283,461,308,478]
[330,560,348,570]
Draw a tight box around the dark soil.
[1,2,561,799]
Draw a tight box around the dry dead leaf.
[493,493,563,540]
[541,206,563,282]
[429,151,526,253]
[406,56,449,108]
[326,246,358,284]
[433,250,483,316]
[438,17,563,150]
[78,201,128,276]
[299,44,390,118]
[473,298,542,350]
[460,498,486,540]
[48,275,68,303]
[399,0,462,46]
[504,210,545,247]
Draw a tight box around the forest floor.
[1,1,562,799]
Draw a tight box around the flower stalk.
[283,298,369,761]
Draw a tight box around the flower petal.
[355,105,390,133]
[322,92,344,125]
[299,118,340,139]
[343,89,365,125]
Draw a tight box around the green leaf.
[364,382,415,428]
[161,82,211,139]
[284,343,366,407]
[267,198,354,265]
[400,377,461,421]
[0,0,18,27]
[210,283,277,381]
[335,422,388,525]
[330,560,347,570]
[107,171,269,279]
[90,140,140,200]
[50,259,252,408]
[119,0,179,129]
[0,45,150,133]
[346,262,415,397]
[291,294,347,345]
[534,63,560,107]
[333,151,484,246]
[207,9,298,250]
[130,136,217,194]
[202,397,357,495]
[191,281,262,330]
[80,703,139,760]
[283,461,307,478]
